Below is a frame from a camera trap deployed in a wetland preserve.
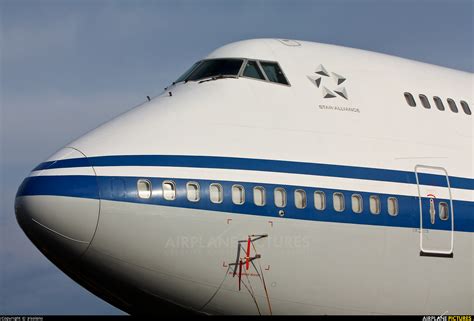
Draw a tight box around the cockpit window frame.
[238,59,291,87]
[174,61,203,84]
[240,59,267,82]
[183,58,245,83]
[173,57,291,87]
[257,60,290,86]
[256,60,271,82]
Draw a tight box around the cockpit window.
[175,61,202,84]
[242,60,265,80]
[185,59,244,82]
[173,58,290,86]
[260,61,289,85]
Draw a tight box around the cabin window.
[163,180,176,201]
[419,94,431,109]
[404,92,416,107]
[137,179,152,199]
[369,195,381,215]
[447,98,458,113]
[433,96,445,111]
[184,59,244,82]
[210,183,223,204]
[314,191,326,211]
[253,186,266,206]
[439,202,449,220]
[274,188,287,208]
[294,189,307,209]
[333,193,345,212]
[351,194,363,213]
[260,61,289,85]
[388,197,398,216]
[186,182,200,202]
[242,60,265,80]
[460,101,472,115]
[232,185,245,205]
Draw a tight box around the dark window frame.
[447,98,459,113]
[274,187,287,208]
[253,186,266,207]
[433,96,445,111]
[333,192,345,212]
[439,202,449,221]
[162,180,177,201]
[231,184,246,205]
[174,61,202,84]
[137,179,152,199]
[259,60,290,86]
[241,60,266,81]
[183,58,244,82]
[369,195,381,215]
[314,191,326,211]
[387,197,399,216]
[404,92,416,107]
[419,94,431,109]
[294,189,307,209]
[186,181,200,202]
[351,194,363,214]
[460,100,472,115]
[209,183,224,204]
[175,58,291,87]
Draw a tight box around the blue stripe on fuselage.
[32,155,473,190]
[16,175,474,233]
[16,175,100,199]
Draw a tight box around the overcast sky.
[1,0,472,315]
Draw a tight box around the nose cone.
[15,148,100,260]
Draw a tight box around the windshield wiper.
[198,74,238,83]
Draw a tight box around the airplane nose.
[15,147,100,260]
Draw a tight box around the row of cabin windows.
[136,179,402,217]
[404,92,471,115]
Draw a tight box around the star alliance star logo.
[307,64,349,100]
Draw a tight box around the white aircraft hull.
[15,38,473,315]
[16,193,473,315]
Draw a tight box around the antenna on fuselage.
[146,96,151,102]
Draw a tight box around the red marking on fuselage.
[427,193,436,198]
[246,237,251,270]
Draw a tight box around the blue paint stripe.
[32,155,474,190]
[16,175,474,233]
[16,175,100,199]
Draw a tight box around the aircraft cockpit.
[173,58,290,86]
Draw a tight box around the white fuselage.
[15,39,473,315]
